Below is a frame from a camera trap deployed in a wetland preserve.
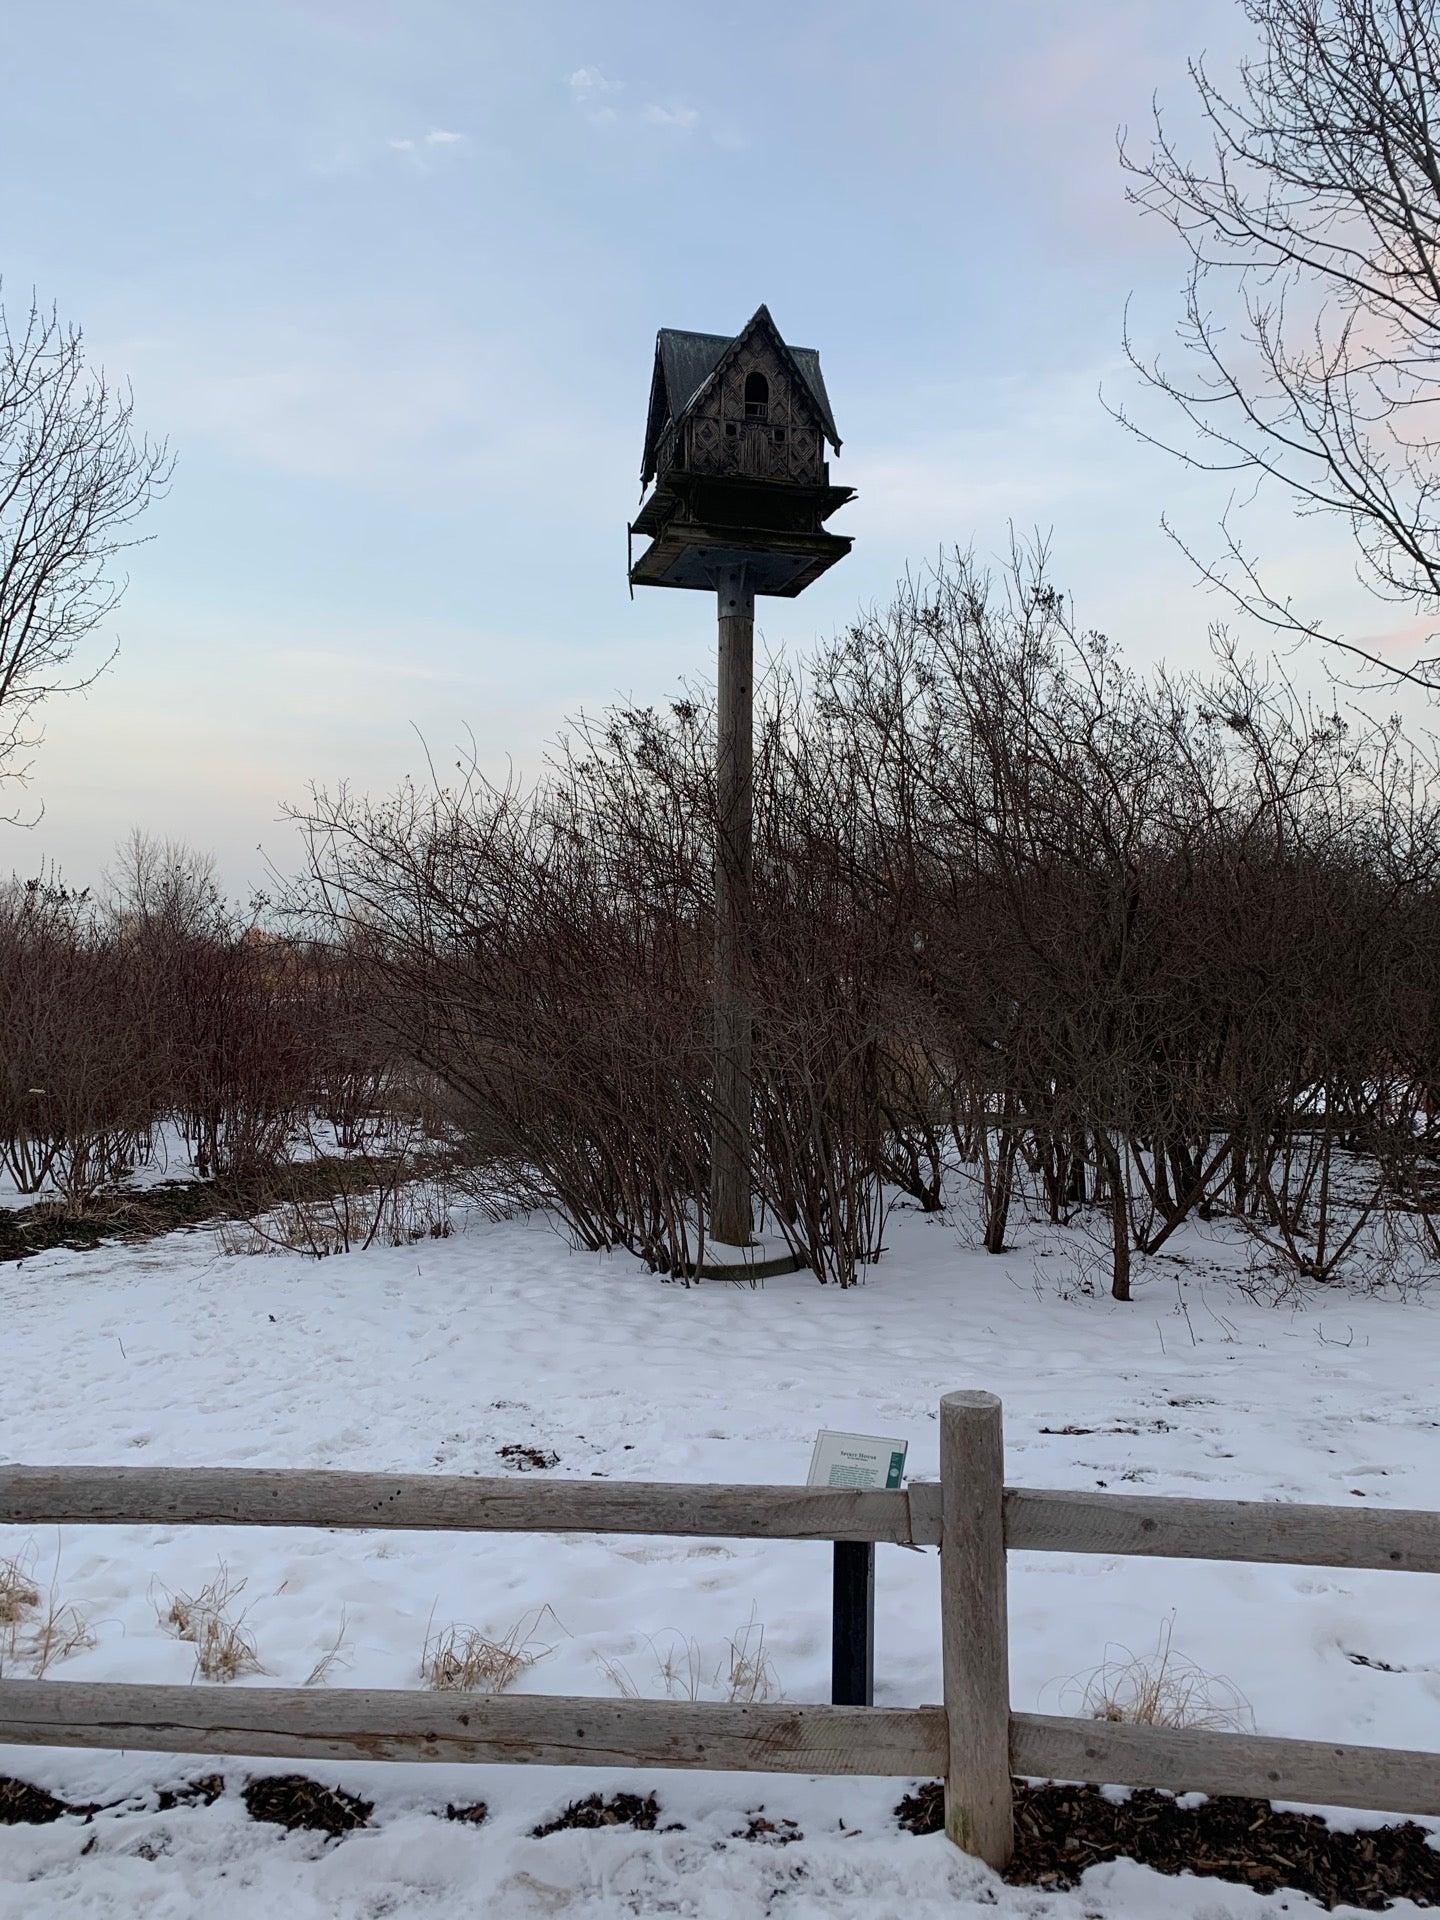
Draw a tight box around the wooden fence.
[2,1389,1438,1869]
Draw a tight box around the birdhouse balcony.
[629,463,855,597]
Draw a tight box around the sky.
[0,0,1404,891]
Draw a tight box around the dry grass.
[1061,1615,1254,1734]
[420,1605,558,1693]
[156,1562,242,1640]
[303,1608,352,1687]
[598,1611,782,1706]
[0,1546,95,1677]
[723,1611,780,1705]
[155,1563,266,1683]
[0,1553,40,1626]
[28,1592,97,1678]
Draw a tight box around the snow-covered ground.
[2,1191,1439,1917]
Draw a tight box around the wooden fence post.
[940,1389,1013,1869]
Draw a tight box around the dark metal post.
[711,561,754,1248]
[831,1540,875,1706]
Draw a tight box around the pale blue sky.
[0,0,1386,887]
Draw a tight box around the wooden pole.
[711,561,754,1247]
[939,1390,1013,1869]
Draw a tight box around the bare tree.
[1118,0,1440,685]
[105,829,221,935]
[0,295,170,803]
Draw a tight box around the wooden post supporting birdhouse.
[629,306,854,1250]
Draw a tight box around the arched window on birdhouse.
[744,370,769,420]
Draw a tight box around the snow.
[2,1192,1439,1916]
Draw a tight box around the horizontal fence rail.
[0,1680,945,1776]
[1011,1714,1440,1820]
[9,1467,1438,1570]
[1000,1486,1440,1573]
[0,1467,928,1544]
[2,1395,1438,1876]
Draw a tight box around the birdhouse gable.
[641,306,841,487]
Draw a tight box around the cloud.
[386,128,470,169]
[566,70,702,137]
[567,66,620,101]
[566,67,627,129]
[641,103,699,130]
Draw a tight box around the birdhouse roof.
[641,305,841,484]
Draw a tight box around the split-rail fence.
[2,1390,1438,1868]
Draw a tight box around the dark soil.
[242,1774,373,1837]
[895,1779,1440,1909]
[532,1791,662,1837]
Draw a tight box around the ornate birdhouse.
[628,304,854,597]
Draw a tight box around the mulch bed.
[0,1777,88,1825]
[241,1774,373,1836]
[532,1791,662,1837]
[8,1761,1437,1905]
[735,1810,803,1845]
[896,1779,1440,1910]
[154,1775,225,1813]
[444,1800,489,1826]
[497,1444,560,1471]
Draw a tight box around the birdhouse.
[628,304,854,598]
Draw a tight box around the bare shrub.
[806,548,1440,1294]
[291,732,714,1277]
[0,849,336,1211]
[283,543,1440,1298]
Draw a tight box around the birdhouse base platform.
[628,521,852,598]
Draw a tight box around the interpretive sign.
[807,1430,908,1492]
